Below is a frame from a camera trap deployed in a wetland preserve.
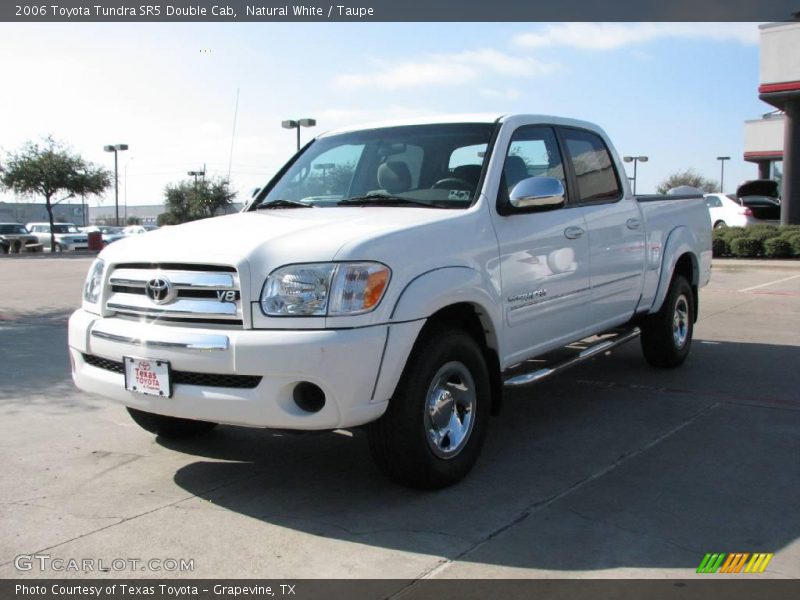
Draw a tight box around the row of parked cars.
[0,222,158,253]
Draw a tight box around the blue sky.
[0,22,771,209]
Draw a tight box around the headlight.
[261,262,390,316]
[83,259,105,305]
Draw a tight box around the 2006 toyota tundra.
[69,114,711,488]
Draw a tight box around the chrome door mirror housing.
[509,177,566,210]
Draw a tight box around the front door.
[489,124,592,366]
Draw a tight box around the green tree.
[0,136,111,251]
[657,169,718,194]
[162,177,237,225]
[126,216,141,225]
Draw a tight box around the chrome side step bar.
[503,328,640,388]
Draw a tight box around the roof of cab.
[319,113,506,137]
[317,113,604,138]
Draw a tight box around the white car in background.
[704,193,781,229]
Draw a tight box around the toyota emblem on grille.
[145,276,174,304]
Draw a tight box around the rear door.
[558,127,645,332]
[490,123,592,364]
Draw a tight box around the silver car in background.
[26,222,89,251]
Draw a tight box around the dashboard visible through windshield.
[253,123,497,210]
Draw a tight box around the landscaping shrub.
[763,237,792,258]
[729,237,763,258]
[780,233,800,256]
[746,224,780,242]
[712,236,729,257]
[720,226,748,241]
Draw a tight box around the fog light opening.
[293,382,326,413]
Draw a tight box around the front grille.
[85,354,124,374]
[104,263,243,327]
[83,354,262,389]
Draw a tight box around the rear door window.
[560,128,621,204]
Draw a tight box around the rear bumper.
[68,309,422,430]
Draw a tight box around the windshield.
[255,123,496,209]
[0,224,28,234]
[53,224,79,234]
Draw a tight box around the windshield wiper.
[257,199,313,209]
[337,194,435,208]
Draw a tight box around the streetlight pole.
[188,166,206,187]
[717,156,730,193]
[623,155,649,195]
[281,118,317,151]
[124,157,134,224]
[104,144,129,226]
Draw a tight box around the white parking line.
[739,274,800,292]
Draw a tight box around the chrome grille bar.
[105,264,242,325]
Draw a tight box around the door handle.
[564,226,584,240]
[626,218,641,230]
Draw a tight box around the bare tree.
[657,169,718,195]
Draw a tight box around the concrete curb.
[713,258,800,270]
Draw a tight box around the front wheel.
[367,327,490,489]
[640,275,694,368]
[126,407,218,438]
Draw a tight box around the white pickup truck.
[69,114,711,489]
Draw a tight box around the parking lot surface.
[0,256,798,579]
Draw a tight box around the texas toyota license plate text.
[124,357,172,397]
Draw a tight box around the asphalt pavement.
[0,256,798,580]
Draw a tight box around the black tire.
[53,243,62,253]
[367,327,490,490]
[126,407,218,438]
[713,220,727,229]
[640,275,694,368]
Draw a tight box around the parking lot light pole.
[104,144,129,226]
[282,118,316,151]
[188,165,206,190]
[717,156,730,193]
[623,155,649,195]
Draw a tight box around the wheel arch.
[651,226,700,320]
[379,267,504,415]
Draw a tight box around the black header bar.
[2,0,799,22]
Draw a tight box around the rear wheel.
[126,407,218,438]
[367,327,490,489]
[640,275,694,368]
[713,220,727,229]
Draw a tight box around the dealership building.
[744,21,800,224]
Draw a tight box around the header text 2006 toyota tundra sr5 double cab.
[70,115,711,489]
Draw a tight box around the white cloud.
[478,87,522,100]
[334,48,555,90]
[513,22,758,51]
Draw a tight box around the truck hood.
[100,207,458,268]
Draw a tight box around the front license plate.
[124,357,172,398]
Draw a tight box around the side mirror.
[509,177,565,210]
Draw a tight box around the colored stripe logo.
[697,553,773,574]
